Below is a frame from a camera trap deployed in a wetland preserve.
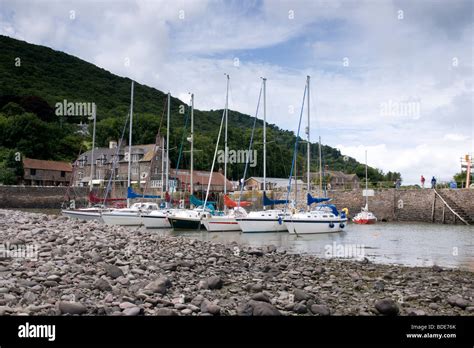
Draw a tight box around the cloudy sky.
[1,0,472,184]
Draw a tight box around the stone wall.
[0,186,89,209]
[232,188,474,225]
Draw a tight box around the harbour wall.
[0,185,89,209]
[232,188,474,225]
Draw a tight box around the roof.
[171,169,233,189]
[245,177,305,186]
[23,158,72,172]
[76,143,160,165]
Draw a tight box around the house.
[22,158,72,186]
[170,168,233,193]
[244,177,305,191]
[73,140,169,188]
[311,170,360,189]
[72,140,233,193]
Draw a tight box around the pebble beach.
[0,210,473,316]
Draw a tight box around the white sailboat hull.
[203,216,241,231]
[101,212,142,226]
[61,209,103,222]
[284,218,347,234]
[142,214,171,229]
[236,218,287,233]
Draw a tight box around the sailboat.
[201,75,246,232]
[142,93,174,229]
[283,76,348,234]
[61,104,118,221]
[352,150,377,224]
[101,81,160,226]
[167,93,213,230]
[236,77,290,233]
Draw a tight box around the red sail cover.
[224,194,251,208]
[88,192,126,204]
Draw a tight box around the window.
[61,171,65,177]
[154,167,159,175]
[133,167,139,174]
[30,169,36,176]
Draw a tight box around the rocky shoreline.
[0,209,472,316]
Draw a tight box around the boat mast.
[306,76,310,193]
[224,74,229,196]
[365,150,368,209]
[90,104,97,194]
[190,93,194,203]
[127,81,134,208]
[166,92,170,193]
[262,77,267,210]
[319,136,322,196]
[161,137,165,200]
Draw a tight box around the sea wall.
[0,186,89,209]
[233,188,474,224]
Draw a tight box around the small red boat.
[352,205,377,224]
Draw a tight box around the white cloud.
[0,0,472,183]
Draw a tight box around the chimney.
[109,141,117,149]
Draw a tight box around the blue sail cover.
[127,187,161,199]
[263,191,288,206]
[190,195,215,211]
[307,193,331,206]
[319,204,340,216]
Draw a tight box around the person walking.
[431,176,437,189]
[420,175,425,188]
[395,178,401,189]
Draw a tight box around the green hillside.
[0,35,400,184]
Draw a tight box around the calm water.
[140,222,474,271]
[16,209,473,271]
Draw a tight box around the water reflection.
[143,222,474,271]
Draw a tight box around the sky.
[1,0,472,184]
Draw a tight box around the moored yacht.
[61,205,108,222]
[101,202,159,226]
[236,209,290,233]
[142,208,175,229]
[352,205,377,224]
[168,208,212,230]
[284,203,348,234]
[202,207,247,232]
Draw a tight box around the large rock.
[104,264,124,279]
[94,278,112,291]
[374,299,399,316]
[58,301,87,315]
[293,289,311,301]
[310,304,331,316]
[207,276,223,290]
[293,303,307,314]
[156,308,178,316]
[145,276,172,295]
[237,300,281,316]
[201,300,221,315]
[122,307,141,316]
[447,295,469,309]
[251,292,270,303]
